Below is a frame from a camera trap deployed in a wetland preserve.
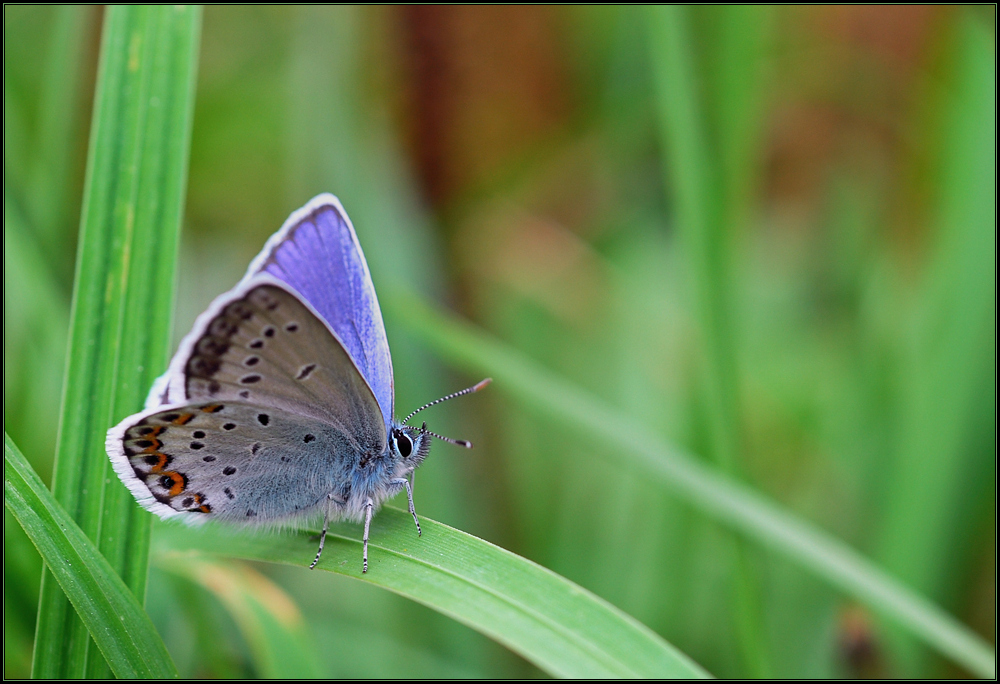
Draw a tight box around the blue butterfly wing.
[110,196,399,531]
[245,194,394,428]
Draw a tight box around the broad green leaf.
[5,433,178,678]
[156,509,710,679]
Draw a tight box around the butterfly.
[106,194,489,572]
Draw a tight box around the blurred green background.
[4,5,994,678]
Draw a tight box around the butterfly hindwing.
[111,401,374,524]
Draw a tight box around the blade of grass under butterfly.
[380,284,997,679]
[155,509,710,679]
[5,433,179,678]
[31,5,200,678]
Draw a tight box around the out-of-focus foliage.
[5,5,994,678]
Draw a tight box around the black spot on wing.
[225,301,253,320]
[197,337,229,357]
[185,289,288,397]
[251,287,280,311]
[210,318,237,337]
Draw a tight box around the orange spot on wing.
[142,439,163,454]
[172,413,194,425]
[201,404,224,413]
[161,471,186,496]
[191,493,211,514]
[149,453,169,473]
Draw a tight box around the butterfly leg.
[309,495,333,570]
[362,497,374,573]
[390,477,421,537]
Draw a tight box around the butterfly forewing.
[248,197,395,427]
[120,402,364,522]
[181,280,386,453]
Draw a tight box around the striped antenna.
[419,422,473,449]
[401,378,492,426]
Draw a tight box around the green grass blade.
[156,509,709,679]
[3,195,71,481]
[381,284,996,679]
[645,6,770,675]
[877,12,996,673]
[23,4,91,276]
[5,433,178,678]
[31,5,201,678]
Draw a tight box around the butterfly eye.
[396,432,413,458]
